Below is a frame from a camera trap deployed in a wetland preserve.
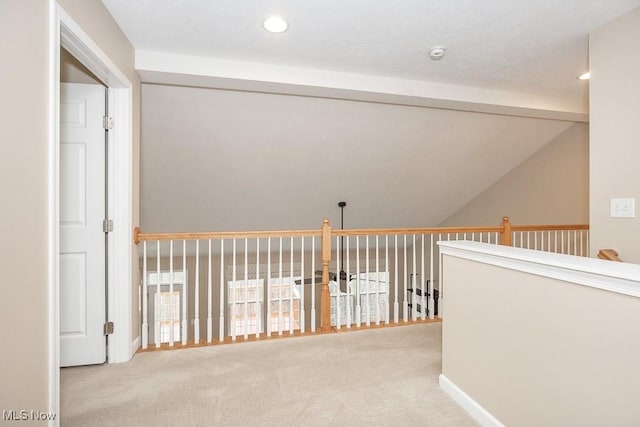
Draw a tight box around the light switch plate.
[610,198,635,218]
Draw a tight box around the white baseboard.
[439,374,504,427]
[130,335,141,358]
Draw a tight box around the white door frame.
[48,2,133,422]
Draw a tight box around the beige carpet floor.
[61,323,477,426]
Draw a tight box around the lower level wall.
[440,122,588,227]
[440,246,640,426]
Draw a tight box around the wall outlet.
[610,198,635,218]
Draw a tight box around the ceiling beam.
[136,50,588,122]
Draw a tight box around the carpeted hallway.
[61,323,476,426]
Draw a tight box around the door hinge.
[103,219,113,233]
[103,116,114,130]
[104,321,114,335]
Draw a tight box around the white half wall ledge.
[437,241,640,298]
[439,375,505,427]
[136,50,588,122]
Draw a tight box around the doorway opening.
[50,4,134,417]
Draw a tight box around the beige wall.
[60,48,103,85]
[589,7,640,264]
[0,0,50,414]
[440,122,589,227]
[441,253,640,426]
[0,0,140,416]
[140,83,574,232]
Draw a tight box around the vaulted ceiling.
[100,0,640,231]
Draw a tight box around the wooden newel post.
[320,219,332,332]
[133,226,140,244]
[500,216,512,246]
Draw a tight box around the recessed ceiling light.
[428,46,446,61]
[263,15,288,33]
[577,72,591,80]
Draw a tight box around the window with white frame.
[147,270,187,344]
[268,277,302,332]
[228,279,264,336]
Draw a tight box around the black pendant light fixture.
[339,201,347,281]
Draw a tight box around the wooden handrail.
[332,226,502,236]
[598,248,622,262]
[133,218,589,244]
[511,224,590,232]
[134,228,322,243]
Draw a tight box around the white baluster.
[300,237,305,333]
[335,235,340,329]
[586,230,590,257]
[394,235,399,323]
[289,236,294,335]
[375,235,380,325]
[420,234,425,321]
[207,239,212,343]
[578,230,582,256]
[142,241,148,349]
[256,238,261,338]
[412,234,417,322]
[311,237,315,333]
[155,241,160,348]
[402,235,408,322]
[385,235,389,323]
[547,231,551,252]
[267,238,272,337]
[346,235,351,328]
[218,240,224,341]
[194,240,199,345]
[429,234,434,320]
[231,238,237,341]
[182,240,187,345]
[169,240,174,347]
[438,233,443,319]
[356,236,361,327]
[243,238,249,340]
[573,230,578,256]
[365,235,370,327]
[438,244,443,319]
[278,237,283,336]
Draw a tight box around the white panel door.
[60,83,106,367]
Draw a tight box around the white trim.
[105,86,133,364]
[58,9,129,89]
[439,374,505,427]
[47,1,60,425]
[437,241,640,298]
[130,335,141,357]
[49,4,134,424]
